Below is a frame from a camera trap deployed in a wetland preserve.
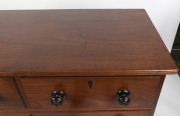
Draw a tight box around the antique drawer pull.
[88,80,93,88]
[51,90,65,107]
[117,90,130,106]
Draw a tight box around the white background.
[0,0,180,116]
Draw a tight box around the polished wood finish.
[31,111,150,116]
[0,9,178,116]
[0,112,28,116]
[20,76,160,110]
[0,9,177,76]
[0,78,24,109]
[150,76,165,115]
[14,77,31,108]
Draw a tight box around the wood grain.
[14,76,31,108]
[29,110,150,116]
[0,113,28,116]
[0,77,24,109]
[0,9,177,116]
[149,76,165,115]
[20,76,161,111]
[0,9,177,76]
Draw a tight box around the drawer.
[20,76,161,110]
[0,113,28,116]
[30,111,150,116]
[0,77,24,109]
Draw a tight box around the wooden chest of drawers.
[0,9,178,116]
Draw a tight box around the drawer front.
[0,113,28,116]
[0,78,24,109]
[31,111,150,116]
[20,76,161,110]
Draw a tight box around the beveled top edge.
[0,69,178,77]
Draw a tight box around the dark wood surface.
[30,111,150,116]
[0,113,28,116]
[0,78,24,109]
[0,9,177,116]
[0,110,150,116]
[149,76,165,116]
[0,9,177,76]
[20,76,161,111]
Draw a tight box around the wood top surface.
[0,9,178,76]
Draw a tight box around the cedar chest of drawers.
[0,9,178,116]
